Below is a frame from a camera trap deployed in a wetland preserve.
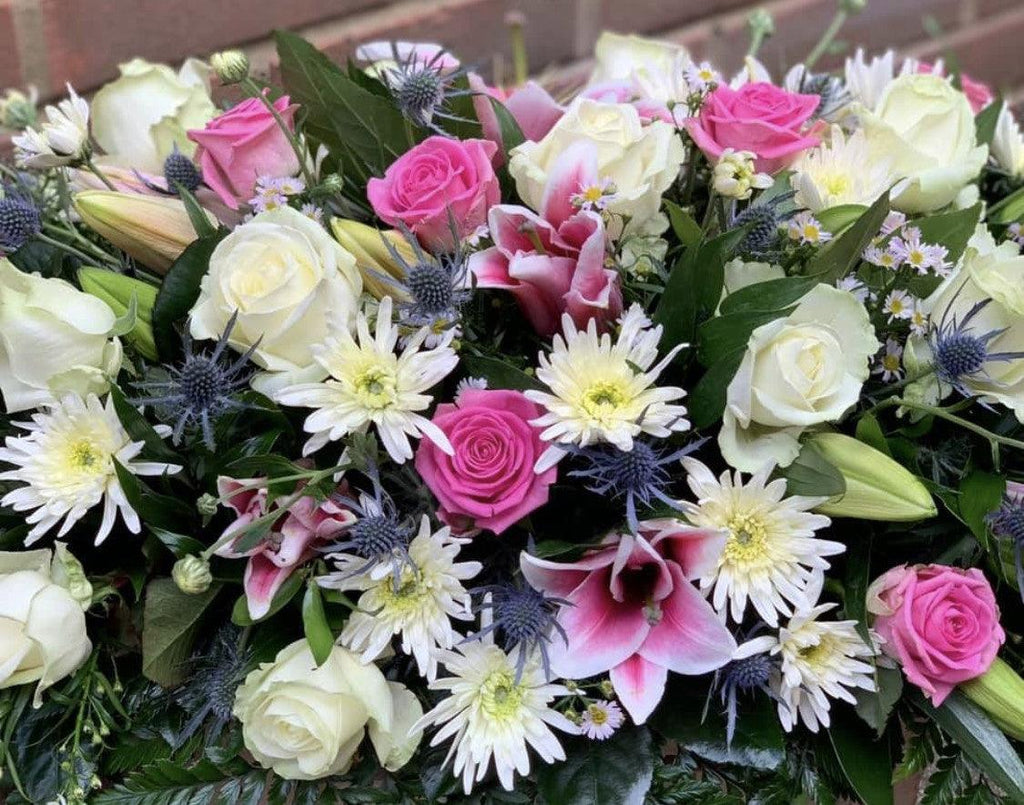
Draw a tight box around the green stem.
[82,155,118,191]
[35,232,110,266]
[242,78,315,187]
[876,397,1024,452]
[42,221,119,265]
[700,190,719,233]
[748,29,768,57]
[804,10,848,71]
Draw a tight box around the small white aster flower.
[882,289,914,322]
[570,177,619,211]
[836,276,872,304]
[891,229,949,275]
[874,338,904,382]
[526,305,690,472]
[786,211,832,245]
[248,183,287,213]
[878,210,907,237]
[12,84,90,168]
[274,176,306,196]
[579,700,624,740]
[274,296,459,463]
[414,640,577,794]
[463,223,490,249]
[325,515,481,681]
[455,376,488,399]
[299,202,324,224]
[684,60,721,93]
[681,458,843,626]
[743,604,878,732]
[909,303,929,337]
[790,126,895,212]
[862,244,901,271]
[0,394,181,545]
[713,148,772,200]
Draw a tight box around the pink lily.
[469,73,564,156]
[469,141,622,336]
[215,476,355,620]
[521,519,736,723]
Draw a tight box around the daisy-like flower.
[414,639,577,794]
[681,458,843,626]
[570,177,619,212]
[579,700,625,740]
[12,84,89,168]
[790,126,895,212]
[248,183,287,213]
[878,210,907,237]
[909,302,929,337]
[325,516,481,681]
[874,338,904,382]
[836,276,872,304]
[890,228,951,275]
[299,202,324,224]
[274,296,459,463]
[526,305,689,472]
[882,289,913,322]
[786,211,832,245]
[741,604,878,732]
[0,394,181,545]
[862,244,901,270]
[684,61,721,93]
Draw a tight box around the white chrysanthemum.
[740,604,878,732]
[326,516,481,681]
[526,305,689,471]
[0,394,180,545]
[12,84,90,168]
[414,640,577,794]
[791,126,896,211]
[843,48,895,112]
[992,103,1024,178]
[274,296,459,463]
[681,458,843,626]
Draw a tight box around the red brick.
[599,0,751,38]
[0,0,24,89]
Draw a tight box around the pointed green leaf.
[302,582,334,666]
[807,192,890,283]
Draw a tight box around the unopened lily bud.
[806,433,937,521]
[78,267,159,360]
[211,50,249,85]
[73,191,214,274]
[331,218,417,300]
[172,555,213,595]
[961,657,1024,740]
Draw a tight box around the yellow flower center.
[353,365,397,409]
[480,669,525,722]
[723,513,769,565]
[802,223,821,242]
[581,186,604,203]
[66,439,106,475]
[888,299,905,315]
[882,354,900,372]
[376,572,430,617]
[580,381,628,418]
[820,171,851,197]
[797,633,838,672]
[908,249,925,265]
[586,704,609,725]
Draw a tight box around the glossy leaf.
[142,578,221,687]
[536,727,654,805]
[807,193,889,283]
[827,712,894,805]
[151,232,225,359]
[302,582,334,666]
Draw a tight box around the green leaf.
[92,759,268,805]
[664,200,702,247]
[920,753,971,805]
[461,354,542,391]
[148,527,204,558]
[817,203,868,234]
[775,441,846,497]
[231,570,306,626]
[697,309,793,367]
[913,203,983,265]
[912,689,1024,801]
[109,384,181,464]
[959,470,1004,544]
[893,720,942,783]
[854,666,903,737]
[989,185,1024,225]
[176,185,217,239]
[536,726,654,805]
[807,192,890,283]
[302,582,334,666]
[843,532,872,644]
[686,351,744,429]
[151,231,225,359]
[489,96,526,154]
[141,578,221,687]
[718,275,818,316]
[855,413,892,457]
[108,291,138,338]
[976,100,1002,147]
[827,712,894,805]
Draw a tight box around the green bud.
[961,657,1024,740]
[839,0,867,12]
[805,433,937,521]
[172,555,213,595]
[197,492,220,520]
[211,50,250,85]
[316,173,345,195]
[748,8,775,37]
[78,267,159,360]
[599,679,615,698]
[0,88,37,129]
[50,542,94,609]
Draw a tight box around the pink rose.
[684,82,822,174]
[187,94,300,209]
[367,135,500,251]
[916,62,994,114]
[869,564,1005,705]
[414,389,555,535]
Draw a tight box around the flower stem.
[872,397,1024,452]
[35,231,112,266]
[82,155,119,191]
[804,10,848,71]
[241,78,315,187]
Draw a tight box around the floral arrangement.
[0,4,1023,803]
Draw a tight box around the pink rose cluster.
[415,389,555,535]
[188,93,300,209]
[869,563,1005,705]
[684,82,823,174]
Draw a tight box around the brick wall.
[1,0,1021,108]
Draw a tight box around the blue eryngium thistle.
[987,494,1024,601]
[0,193,40,251]
[133,313,254,449]
[174,626,252,745]
[378,44,472,132]
[569,438,706,533]
[163,148,202,193]
[470,582,569,682]
[929,295,1024,397]
[712,649,777,748]
[731,192,795,260]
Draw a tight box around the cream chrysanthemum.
[740,604,878,732]
[274,296,459,463]
[414,640,577,794]
[325,516,482,681]
[681,458,843,626]
[526,305,689,471]
[791,126,896,212]
[0,394,180,545]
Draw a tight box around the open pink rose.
[916,62,994,114]
[415,388,555,535]
[215,476,355,620]
[868,564,1005,705]
[469,142,621,335]
[521,520,736,723]
[684,82,822,173]
[187,94,300,210]
[367,135,499,251]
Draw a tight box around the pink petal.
[505,81,564,142]
[610,654,668,724]
[244,554,294,621]
[647,519,729,580]
[520,548,615,598]
[540,141,598,228]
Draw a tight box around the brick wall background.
[1,0,1021,108]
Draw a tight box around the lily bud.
[961,657,1024,740]
[172,555,213,595]
[330,218,416,300]
[805,432,937,521]
[73,190,214,273]
[78,267,159,360]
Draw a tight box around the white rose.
[0,544,92,706]
[720,284,879,471]
[588,32,688,85]
[91,58,215,174]
[859,73,987,213]
[189,206,362,394]
[0,259,122,412]
[508,98,685,236]
[233,640,423,780]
